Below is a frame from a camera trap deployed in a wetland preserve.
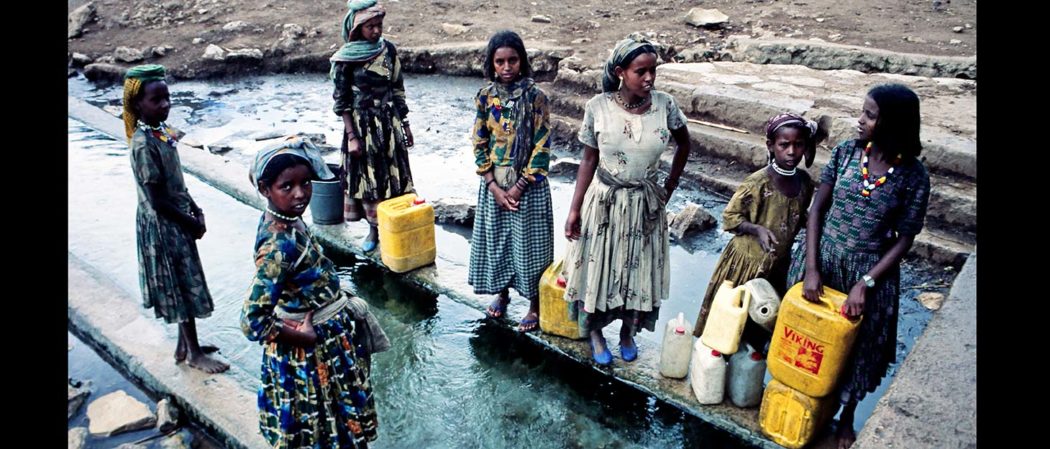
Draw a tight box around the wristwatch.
[862,274,875,288]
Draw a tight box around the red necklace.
[860,141,900,197]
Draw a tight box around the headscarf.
[250,136,335,188]
[122,64,167,141]
[764,112,827,168]
[601,35,656,93]
[329,0,387,64]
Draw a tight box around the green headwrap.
[125,64,166,82]
[329,0,387,64]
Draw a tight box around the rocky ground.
[68,0,977,80]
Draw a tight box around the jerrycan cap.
[556,276,567,287]
[710,350,721,357]
[412,197,427,205]
[750,351,764,361]
[674,326,686,335]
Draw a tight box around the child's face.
[492,46,521,84]
[857,95,879,141]
[260,164,313,218]
[136,81,170,125]
[359,16,383,43]
[768,127,806,170]
[617,53,657,96]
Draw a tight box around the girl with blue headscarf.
[243,136,387,448]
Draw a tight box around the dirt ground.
[68,0,976,76]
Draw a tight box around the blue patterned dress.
[241,216,378,448]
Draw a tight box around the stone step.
[653,62,977,181]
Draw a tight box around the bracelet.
[485,179,496,188]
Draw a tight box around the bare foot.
[186,352,230,374]
[836,425,856,449]
[175,341,219,363]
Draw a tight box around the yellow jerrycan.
[767,282,862,397]
[538,259,586,339]
[759,379,837,449]
[700,280,751,355]
[377,193,436,273]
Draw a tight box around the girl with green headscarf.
[123,64,230,375]
[330,0,414,252]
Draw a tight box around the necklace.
[770,161,797,176]
[267,207,299,222]
[617,91,650,109]
[860,141,901,197]
[140,121,178,144]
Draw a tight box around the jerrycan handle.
[731,286,751,310]
[817,289,861,321]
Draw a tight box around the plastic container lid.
[674,326,686,334]
[750,351,764,361]
[556,276,566,287]
[412,197,427,205]
[711,350,721,357]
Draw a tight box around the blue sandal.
[590,338,613,366]
[360,235,378,253]
[517,313,540,333]
[620,337,638,362]
[486,296,510,319]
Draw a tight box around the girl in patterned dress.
[243,137,387,448]
[562,36,691,365]
[467,30,554,333]
[124,64,228,374]
[787,84,931,449]
[331,0,414,251]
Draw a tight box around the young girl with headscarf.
[562,35,692,365]
[331,0,414,252]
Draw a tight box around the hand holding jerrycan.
[700,280,751,355]
[659,312,693,379]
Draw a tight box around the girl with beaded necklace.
[691,113,828,354]
[124,64,228,374]
[787,83,931,449]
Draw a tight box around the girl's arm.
[663,95,691,196]
[390,48,413,147]
[471,90,517,211]
[145,184,204,238]
[841,234,915,317]
[565,145,599,240]
[801,183,833,301]
[241,233,317,348]
[132,134,204,238]
[721,181,777,251]
[664,126,690,196]
[566,97,601,239]
[332,62,362,158]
